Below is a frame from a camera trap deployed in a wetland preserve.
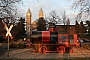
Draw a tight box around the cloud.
[16,0,74,23]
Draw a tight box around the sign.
[5,24,13,39]
[4,24,13,57]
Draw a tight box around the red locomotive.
[26,25,79,53]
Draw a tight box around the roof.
[26,8,32,15]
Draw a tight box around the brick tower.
[38,7,44,18]
[26,8,32,39]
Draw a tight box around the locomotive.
[26,25,79,53]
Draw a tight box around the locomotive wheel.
[57,46,65,53]
[39,46,47,54]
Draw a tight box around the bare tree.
[46,10,61,24]
[0,0,21,25]
[72,0,90,21]
[61,10,67,25]
[66,18,70,25]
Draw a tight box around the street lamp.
[86,27,89,34]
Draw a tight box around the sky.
[16,0,77,24]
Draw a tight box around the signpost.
[5,24,13,57]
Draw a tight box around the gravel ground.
[0,43,90,59]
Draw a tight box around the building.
[26,8,32,39]
[38,7,44,18]
[26,7,44,39]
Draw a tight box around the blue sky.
[17,0,76,24]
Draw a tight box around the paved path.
[0,43,8,56]
[0,47,90,59]
[70,47,90,57]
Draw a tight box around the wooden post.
[8,35,9,57]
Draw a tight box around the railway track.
[0,47,90,59]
